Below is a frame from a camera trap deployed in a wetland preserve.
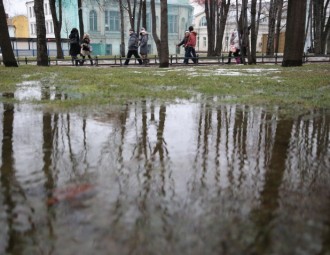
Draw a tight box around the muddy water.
[0,97,330,254]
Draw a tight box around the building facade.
[25,0,194,56]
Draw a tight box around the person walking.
[185,26,197,64]
[139,27,149,65]
[69,28,81,66]
[124,28,142,65]
[80,33,93,66]
[176,30,190,64]
[226,29,241,64]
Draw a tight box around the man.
[124,28,142,65]
[185,26,197,64]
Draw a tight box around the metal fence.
[1,53,330,66]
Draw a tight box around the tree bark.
[78,0,84,40]
[35,0,49,66]
[119,0,125,56]
[0,0,18,67]
[49,0,64,59]
[282,0,307,67]
[215,0,230,55]
[159,0,169,67]
[249,0,257,64]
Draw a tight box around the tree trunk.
[215,0,230,55]
[119,0,125,57]
[49,0,64,59]
[266,0,278,55]
[159,0,169,67]
[205,0,216,56]
[150,0,168,67]
[0,0,18,67]
[274,0,283,54]
[282,0,307,67]
[35,0,49,66]
[249,0,257,64]
[78,0,84,40]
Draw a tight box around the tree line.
[0,0,329,67]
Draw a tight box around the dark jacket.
[69,29,80,56]
[139,33,148,55]
[177,35,189,47]
[128,32,139,50]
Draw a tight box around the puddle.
[0,100,329,255]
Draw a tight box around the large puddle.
[0,95,330,254]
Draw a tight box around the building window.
[30,23,37,35]
[146,13,151,32]
[203,37,207,47]
[44,3,48,15]
[106,44,112,55]
[90,10,97,31]
[168,15,178,33]
[29,6,35,18]
[199,16,207,27]
[105,11,119,31]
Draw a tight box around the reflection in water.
[0,99,329,255]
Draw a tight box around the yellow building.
[12,15,29,38]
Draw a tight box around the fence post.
[275,53,277,64]
[25,57,28,65]
[95,56,98,66]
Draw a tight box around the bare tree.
[249,0,257,64]
[312,0,330,54]
[49,0,64,59]
[34,0,49,66]
[78,0,84,39]
[0,0,18,67]
[204,0,217,55]
[215,0,231,55]
[151,0,169,67]
[119,0,126,56]
[282,0,307,66]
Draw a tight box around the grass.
[0,63,329,115]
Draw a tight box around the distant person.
[185,26,197,64]
[139,27,149,65]
[226,30,241,64]
[80,33,93,66]
[124,28,142,65]
[176,30,190,64]
[69,28,81,66]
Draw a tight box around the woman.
[69,28,81,66]
[139,28,149,65]
[226,30,241,64]
[80,33,93,66]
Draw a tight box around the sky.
[4,0,28,17]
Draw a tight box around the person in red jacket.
[185,26,197,64]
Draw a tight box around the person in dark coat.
[139,27,149,65]
[69,28,81,66]
[124,28,142,65]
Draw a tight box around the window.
[29,6,35,18]
[105,11,119,31]
[106,44,112,55]
[44,3,48,15]
[199,16,207,27]
[30,23,36,35]
[90,10,97,31]
[168,15,178,33]
[203,37,207,47]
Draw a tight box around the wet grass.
[0,64,329,114]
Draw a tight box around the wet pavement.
[0,92,330,254]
